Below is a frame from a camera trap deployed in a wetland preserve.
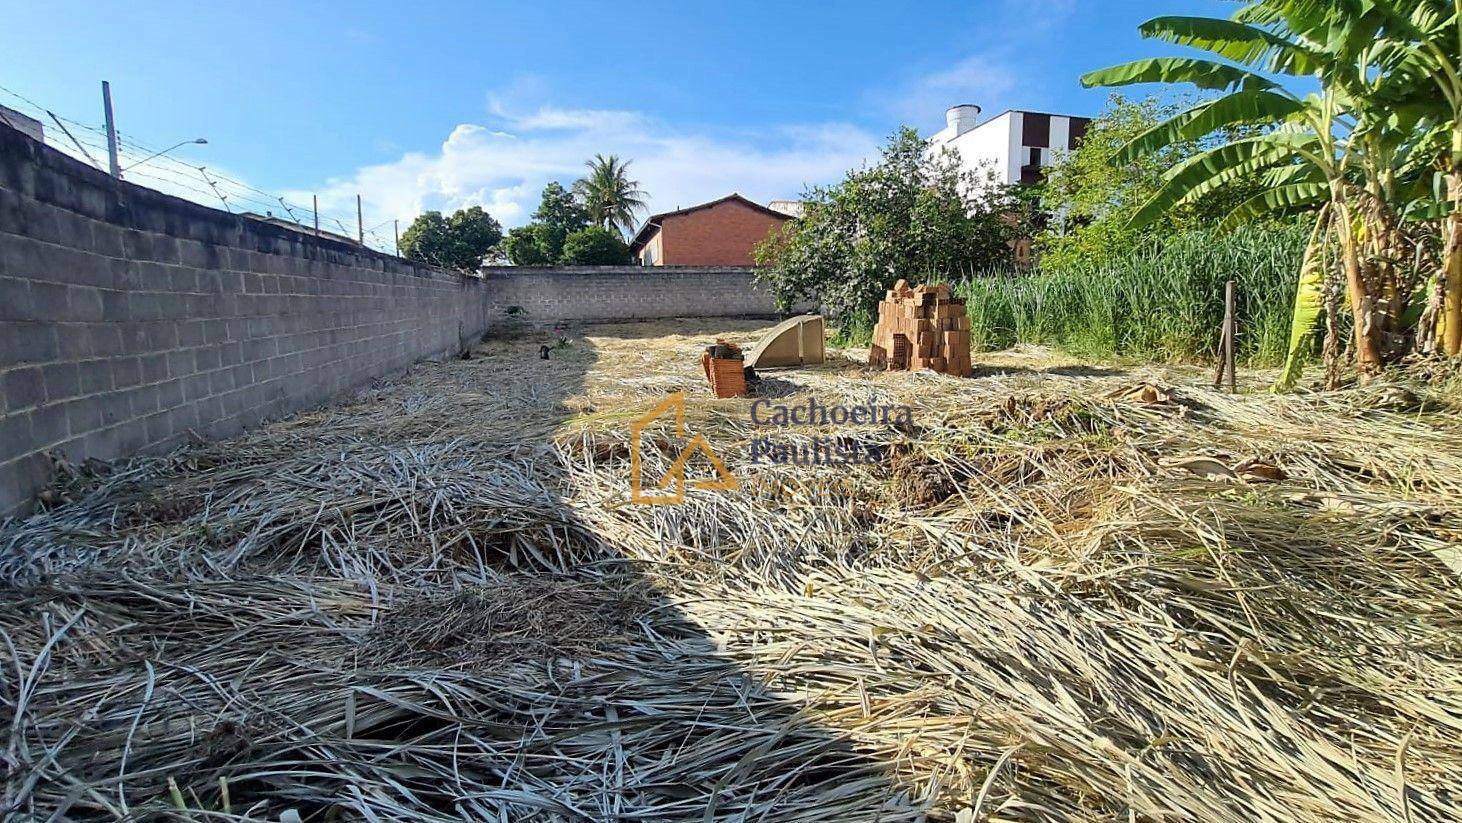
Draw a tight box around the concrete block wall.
[478,266,791,324]
[0,122,803,517]
[0,124,488,517]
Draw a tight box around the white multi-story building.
[928,104,1090,187]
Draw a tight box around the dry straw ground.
[2,318,1460,821]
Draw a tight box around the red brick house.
[628,194,791,266]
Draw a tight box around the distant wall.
[0,124,489,517]
[479,266,792,324]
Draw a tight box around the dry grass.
[2,317,1460,821]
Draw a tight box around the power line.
[0,83,102,134]
[2,83,399,253]
[127,147,374,244]
[45,111,104,170]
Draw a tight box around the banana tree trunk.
[1330,181,1384,375]
[1274,205,1331,391]
[1418,269,1445,356]
[1324,259,1343,390]
[1443,166,1462,356]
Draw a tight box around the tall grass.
[957,223,1307,365]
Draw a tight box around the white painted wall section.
[928,106,1091,191]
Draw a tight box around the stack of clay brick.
[701,339,749,398]
[868,280,972,377]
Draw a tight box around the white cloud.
[62,101,869,252]
[883,52,1020,126]
[55,0,1079,251]
[286,98,880,237]
[873,0,1079,132]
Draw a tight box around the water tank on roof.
[945,104,981,136]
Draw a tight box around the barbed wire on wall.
[0,83,399,254]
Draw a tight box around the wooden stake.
[1213,280,1237,391]
[1212,325,1227,389]
[1225,280,1237,393]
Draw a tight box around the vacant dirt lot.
[3,318,1461,821]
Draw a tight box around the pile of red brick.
[701,339,749,398]
[869,280,972,377]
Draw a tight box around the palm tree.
[574,155,648,237]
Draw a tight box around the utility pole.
[313,195,320,236]
[393,219,399,256]
[101,81,121,180]
[356,194,363,244]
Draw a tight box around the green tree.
[399,206,503,271]
[560,226,632,265]
[535,182,589,233]
[531,181,591,261]
[754,127,1016,327]
[502,182,593,265]
[1038,95,1266,270]
[574,155,648,236]
[502,226,552,266]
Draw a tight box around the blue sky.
[2,0,1233,241]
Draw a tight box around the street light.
[121,137,208,172]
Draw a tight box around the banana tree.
[1375,0,1461,354]
[1242,0,1459,353]
[1275,202,1334,389]
[1081,14,1390,378]
[1082,3,1460,384]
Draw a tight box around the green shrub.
[957,223,1306,365]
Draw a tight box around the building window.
[1019,147,1045,185]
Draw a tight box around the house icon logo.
[630,391,737,505]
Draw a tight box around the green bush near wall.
[956,223,1307,366]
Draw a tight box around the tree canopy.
[398,206,503,272]
[560,226,632,265]
[1037,94,1267,270]
[755,127,1016,327]
[503,182,592,266]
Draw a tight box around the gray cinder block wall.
[0,124,795,517]
[478,266,791,323]
[0,125,490,517]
